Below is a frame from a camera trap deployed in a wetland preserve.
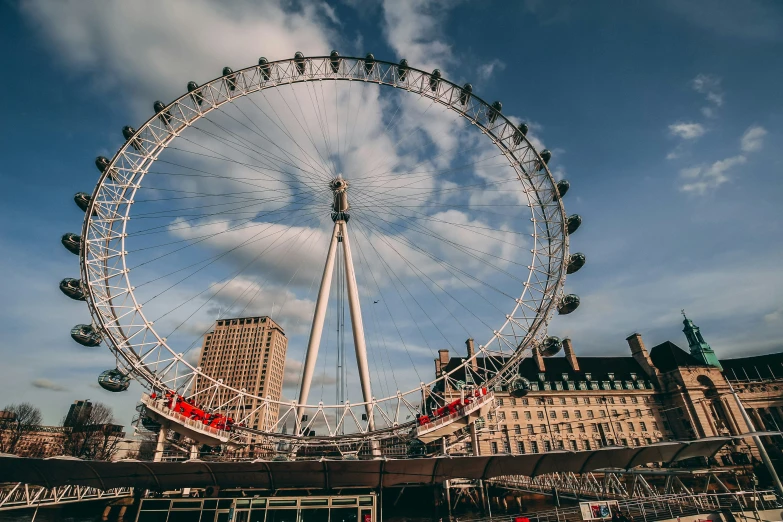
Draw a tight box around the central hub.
[330,175,350,222]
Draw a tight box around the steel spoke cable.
[348,224,423,384]
[157,216,318,336]
[270,84,337,179]
[217,98,334,184]
[287,79,339,178]
[248,90,335,180]
[303,80,338,175]
[350,219,453,354]
[129,199,325,272]
[351,216,484,335]
[207,102,334,186]
[350,206,516,306]
[353,94,450,180]
[346,193,528,271]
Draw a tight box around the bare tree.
[61,402,125,461]
[0,403,42,454]
[125,431,158,461]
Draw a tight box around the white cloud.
[691,74,723,106]
[740,125,767,153]
[679,155,746,194]
[669,122,706,140]
[477,59,506,81]
[764,307,783,324]
[382,0,457,72]
[31,379,69,392]
[21,0,338,116]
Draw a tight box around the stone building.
[194,316,288,432]
[435,313,783,465]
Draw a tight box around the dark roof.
[720,352,783,380]
[649,341,706,373]
[441,354,652,386]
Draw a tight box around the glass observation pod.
[135,493,377,522]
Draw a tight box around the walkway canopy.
[0,436,756,491]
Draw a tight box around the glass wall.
[137,494,375,522]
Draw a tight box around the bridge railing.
[458,491,782,522]
[0,482,133,511]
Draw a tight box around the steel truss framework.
[0,482,132,512]
[491,468,749,501]
[80,55,569,444]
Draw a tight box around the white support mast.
[296,175,375,432]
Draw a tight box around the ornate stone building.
[435,314,783,465]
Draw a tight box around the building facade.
[194,316,288,432]
[435,314,783,465]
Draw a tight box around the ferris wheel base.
[141,394,239,447]
[414,391,494,444]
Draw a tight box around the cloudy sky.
[0,0,781,429]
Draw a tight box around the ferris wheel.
[59,53,584,453]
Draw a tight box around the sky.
[0,0,781,430]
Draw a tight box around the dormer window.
[585,373,592,381]
[562,373,569,381]
[630,373,637,381]
[538,373,546,381]
[607,373,615,381]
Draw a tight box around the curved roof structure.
[0,436,757,491]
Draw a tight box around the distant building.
[193,316,288,433]
[434,313,783,465]
[64,400,93,428]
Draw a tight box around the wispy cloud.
[477,59,506,81]
[691,74,724,118]
[31,378,68,392]
[669,122,706,140]
[381,0,457,72]
[740,125,767,153]
[679,155,746,194]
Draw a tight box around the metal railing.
[141,394,230,440]
[0,482,133,511]
[458,491,781,522]
[417,392,494,435]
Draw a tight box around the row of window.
[487,435,658,454]
[492,420,660,436]
[496,396,653,407]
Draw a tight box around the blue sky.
[0,0,781,429]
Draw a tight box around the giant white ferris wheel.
[60,53,584,454]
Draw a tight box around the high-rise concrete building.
[194,316,288,432]
[64,400,93,428]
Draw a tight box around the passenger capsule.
[488,101,502,124]
[397,59,409,81]
[553,179,570,201]
[329,50,340,73]
[558,294,580,315]
[566,214,582,234]
[74,192,91,212]
[513,122,529,145]
[459,83,472,106]
[154,101,172,125]
[258,57,271,80]
[429,69,441,91]
[540,336,563,357]
[61,233,81,255]
[98,369,130,392]
[566,252,586,274]
[122,126,142,151]
[70,324,101,347]
[364,53,375,75]
[223,67,237,90]
[540,149,552,165]
[95,156,119,182]
[293,52,305,75]
[509,376,532,398]
[187,81,203,106]
[59,278,86,301]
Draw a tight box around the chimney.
[563,338,579,371]
[465,338,478,370]
[435,349,450,375]
[533,346,545,372]
[626,333,659,380]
